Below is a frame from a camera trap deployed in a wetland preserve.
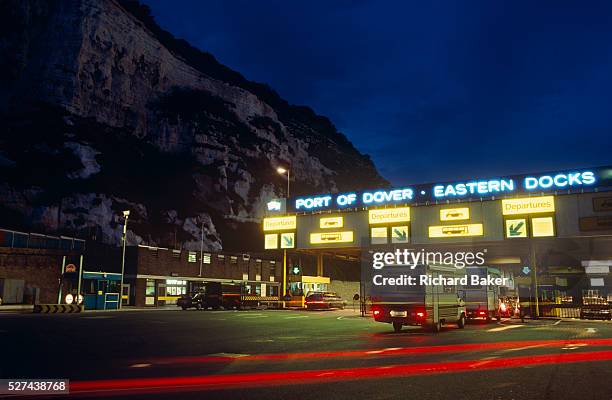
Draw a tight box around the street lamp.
[276,166,290,305]
[277,167,290,198]
[119,210,129,309]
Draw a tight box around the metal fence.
[0,229,85,251]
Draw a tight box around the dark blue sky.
[144,0,612,186]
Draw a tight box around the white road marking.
[285,315,309,319]
[553,320,562,325]
[585,327,597,333]
[562,343,588,350]
[129,363,151,368]
[502,344,548,353]
[207,353,249,358]
[487,324,524,332]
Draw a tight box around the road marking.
[562,343,588,350]
[234,313,264,317]
[129,363,151,368]
[553,320,562,325]
[285,315,309,319]
[487,325,524,332]
[586,328,597,333]
[502,344,547,353]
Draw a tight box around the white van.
[369,263,466,333]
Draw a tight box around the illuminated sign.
[501,196,555,215]
[310,231,354,244]
[391,226,409,243]
[434,179,514,198]
[320,216,343,229]
[266,198,286,213]
[440,208,470,221]
[280,232,295,248]
[295,188,413,210]
[264,234,278,249]
[428,224,484,238]
[370,227,387,245]
[369,207,411,224]
[531,217,555,237]
[263,216,296,231]
[287,167,608,212]
[505,218,527,238]
[524,171,595,191]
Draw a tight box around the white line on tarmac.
[586,327,597,333]
[553,320,562,325]
[487,325,524,332]
[285,315,309,319]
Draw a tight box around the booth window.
[145,280,155,296]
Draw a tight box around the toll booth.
[287,275,330,308]
[81,271,122,310]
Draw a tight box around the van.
[369,264,466,333]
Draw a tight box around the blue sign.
[289,166,611,212]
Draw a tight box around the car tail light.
[479,311,486,315]
[372,307,382,319]
[416,312,425,318]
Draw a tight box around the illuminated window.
[203,253,211,264]
[230,256,238,264]
[218,254,225,262]
[145,280,155,296]
[531,216,555,237]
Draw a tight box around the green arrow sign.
[506,218,527,238]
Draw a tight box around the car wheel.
[393,322,402,333]
[457,314,466,329]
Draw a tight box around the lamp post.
[276,167,290,197]
[119,210,129,309]
[276,166,290,305]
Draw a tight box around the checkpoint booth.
[81,271,122,310]
[287,275,330,308]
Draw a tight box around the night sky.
[144,0,612,186]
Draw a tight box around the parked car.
[177,291,205,310]
[305,292,346,310]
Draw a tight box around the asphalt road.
[1,309,612,400]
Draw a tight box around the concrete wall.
[329,280,360,309]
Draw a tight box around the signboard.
[593,196,612,212]
[289,167,609,212]
[501,196,555,215]
[585,266,610,274]
[264,234,278,249]
[263,216,296,231]
[391,226,409,243]
[368,207,411,224]
[440,208,469,221]
[370,227,387,245]
[280,232,295,249]
[579,216,612,231]
[320,216,343,229]
[428,224,484,238]
[310,231,354,244]
[505,218,527,238]
[590,278,605,287]
[531,217,555,237]
[266,198,286,213]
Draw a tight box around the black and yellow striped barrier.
[33,304,84,313]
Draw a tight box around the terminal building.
[262,166,612,316]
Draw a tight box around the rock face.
[0,0,388,251]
